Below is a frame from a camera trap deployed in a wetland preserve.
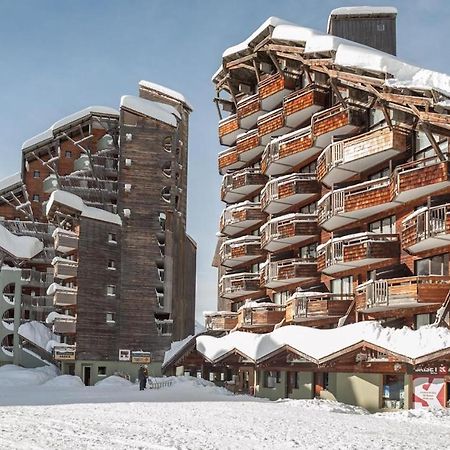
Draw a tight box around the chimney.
[327,6,397,55]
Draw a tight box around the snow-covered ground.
[0,365,449,449]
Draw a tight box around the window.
[107,260,116,270]
[163,136,172,153]
[300,243,317,259]
[369,216,396,234]
[368,167,389,180]
[300,202,317,214]
[108,233,117,244]
[106,285,116,296]
[65,151,72,158]
[33,170,40,178]
[106,312,115,323]
[262,371,279,388]
[32,194,40,202]
[415,313,436,329]
[377,23,385,31]
[415,254,449,276]
[98,366,107,376]
[331,276,353,295]
[382,374,404,409]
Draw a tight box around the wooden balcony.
[237,93,263,129]
[318,177,397,231]
[218,114,246,146]
[220,202,266,237]
[237,303,285,330]
[283,85,328,128]
[258,73,297,110]
[392,157,450,203]
[52,258,78,280]
[261,127,321,176]
[53,345,76,361]
[317,127,409,187]
[257,108,292,145]
[236,129,264,162]
[355,276,450,318]
[261,213,318,252]
[220,236,264,268]
[260,173,320,214]
[221,168,268,204]
[218,147,246,175]
[53,287,77,307]
[402,204,450,254]
[311,105,365,148]
[317,233,400,275]
[285,292,353,324]
[53,228,78,254]
[261,257,318,289]
[219,273,262,299]
[53,317,76,335]
[204,311,238,331]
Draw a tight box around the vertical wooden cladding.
[218,147,241,173]
[218,114,240,138]
[278,132,313,159]
[312,105,364,137]
[258,73,296,99]
[343,239,399,261]
[344,180,391,212]
[236,129,261,155]
[285,295,352,322]
[220,273,261,299]
[237,94,260,119]
[237,306,285,329]
[76,217,121,360]
[257,108,285,138]
[283,85,328,117]
[205,313,238,331]
[221,169,268,202]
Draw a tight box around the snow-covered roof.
[0,223,44,260]
[46,282,77,296]
[46,190,122,225]
[329,6,398,16]
[139,80,193,111]
[196,321,450,364]
[22,106,119,152]
[0,172,22,193]
[45,311,76,324]
[18,320,60,349]
[120,95,180,127]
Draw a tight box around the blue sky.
[0,0,449,320]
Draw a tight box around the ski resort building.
[0,81,196,384]
[165,7,450,410]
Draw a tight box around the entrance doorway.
[83,366,92,386]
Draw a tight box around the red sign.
[413,376,446,409]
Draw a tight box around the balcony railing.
[317,233,399,275]
[236,129,264,162]
[402,203,450,254]
[220,236,264,268]
[52,257,78,280]
[237,303,285,329]
[283,84,328,128]
[260,213,318,252]
[311,105,365,148]
[260,173,319,214]
[317,127,409,187]
[262,257,318,289]
[21,269,53,287]
[218,114,246,146]
[355,276,450,312]
[285,291,353,322]
[221,168,268,203]
[53,228,79,254]
[218,146,245,175]
[257,108,292,145]
[392,157,450,202]
[204,311,238,331]
[261,126,318,176]
[53,317,76,335]
[318,177,394,231]
[219,273,261,299]
[237,93,262,129]
[220,201,266,237]
[258,73,297,110]
[52,286,78,307]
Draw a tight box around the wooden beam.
[225,53,257,70]
[267,51,283,75]
[419,121,446,161]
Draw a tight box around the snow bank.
[94,375,134,388]
[0,364,58,387]
[18,321,59,348]
[46,190,122,225]
[42,375,84,389]
[196,321,450,364]
[0,223,43,260]
[278,398,369,415]
[120,95,180,127]
[139,80,193,111]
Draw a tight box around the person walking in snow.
[138,365,148,390]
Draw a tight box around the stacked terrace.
[210,14,450,333]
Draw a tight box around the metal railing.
[403,204,449,242]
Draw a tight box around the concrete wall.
[255,370,286,400]
[289,372,314,400]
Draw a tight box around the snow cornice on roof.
[0,223,44,260]
[139,80,193,111]
[0,172,22,195]
[22,106,119,153]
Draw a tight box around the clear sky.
[0,0,449,321]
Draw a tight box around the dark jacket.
[138,367,148,381]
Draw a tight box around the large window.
[331,276,353,295]
[369,215,396,234]
[415,254,449,276]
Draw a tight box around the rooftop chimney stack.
[327,6,397,55]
